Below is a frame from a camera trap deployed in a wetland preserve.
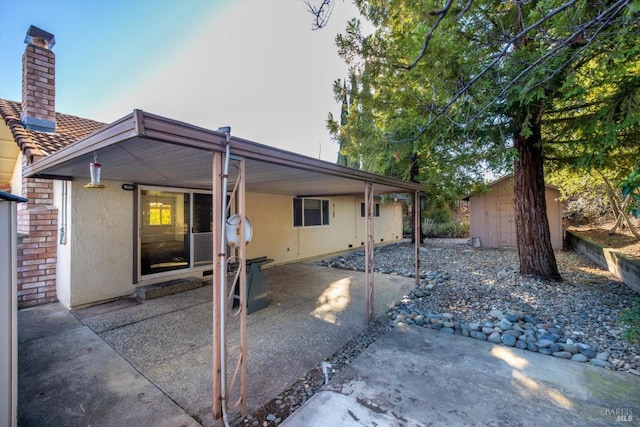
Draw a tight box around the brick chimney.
[17,25,59,307]
[21,25,56,133]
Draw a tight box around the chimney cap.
[24,25,55,49]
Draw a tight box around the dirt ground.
[566,215,640,260]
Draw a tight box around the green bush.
[619,298,640,344]
[428,209,453,223]
[423,218,470,238]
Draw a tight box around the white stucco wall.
[66,180,135,307]
[10,155,22,197]
[54,180,71,306]
[57,184,404,308]
[246,193,403,264]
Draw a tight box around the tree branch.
[304,0,335,30]
[404,0,455,70]
[394,0,632,143]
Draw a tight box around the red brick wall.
[22,43,56,124]
[17,177,58,307]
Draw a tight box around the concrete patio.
[283,324,640,426]
[18,261,415,426]
[17,259,640,426]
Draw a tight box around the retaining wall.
[566,231,640,294]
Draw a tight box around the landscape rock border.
[388,282,614,367]
[320,240,639,375]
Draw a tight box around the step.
[136,277,203,300]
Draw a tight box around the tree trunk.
[410,152,422,244]
[513,115,561,280]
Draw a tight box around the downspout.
[218,126,232,427]
[59,181,67,245]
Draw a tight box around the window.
[293,198,330,227]
[149,203,173,225]
[360,202,380,217]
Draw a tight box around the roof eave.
[24,109,427,195]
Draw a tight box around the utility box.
[1,192,27,427]
[231,256,273,314]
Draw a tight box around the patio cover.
[22,109,426,421]
[23,109,426,197]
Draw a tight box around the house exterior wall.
[64,180,135,308]
[10,155,22,196]
[54,181,404,308]
[469,178,563,250]
[246,193,403,264]
[54,180,71,306]
[16,171,58,307]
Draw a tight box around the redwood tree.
[513,107,560,279]
[315,0,638,280]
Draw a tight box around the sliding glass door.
[193,193,213,266]
[139,187,215,277]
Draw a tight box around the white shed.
[467,175,563,250]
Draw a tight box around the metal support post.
[212,151,224,419]
[226,157,248,416]
[364,181,375,323]
[414,191,421,286]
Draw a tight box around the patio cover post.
[212,151,224,419]
[364,181,374,323]
[235,157,248,416]
[414,191,421,285]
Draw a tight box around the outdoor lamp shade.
[84,162,105,189]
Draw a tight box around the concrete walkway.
[283,324,640,426]
[18,302,198,427]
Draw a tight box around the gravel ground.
[241,239,640,426]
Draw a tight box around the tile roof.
[0,99,106,161]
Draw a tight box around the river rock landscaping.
[321,239,640,373]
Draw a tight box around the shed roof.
[21,109,426,196]
[463,174,559,200]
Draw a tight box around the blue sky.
[0,0,360,162]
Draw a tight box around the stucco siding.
[54,180,71,306]
[57,186,403,307]
[68,180,134,307]
[10,154,22,196]
[246,193,403,264]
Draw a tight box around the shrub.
[619,298,640,344]
[423,218,470,238]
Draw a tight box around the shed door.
[498,202,516,247]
